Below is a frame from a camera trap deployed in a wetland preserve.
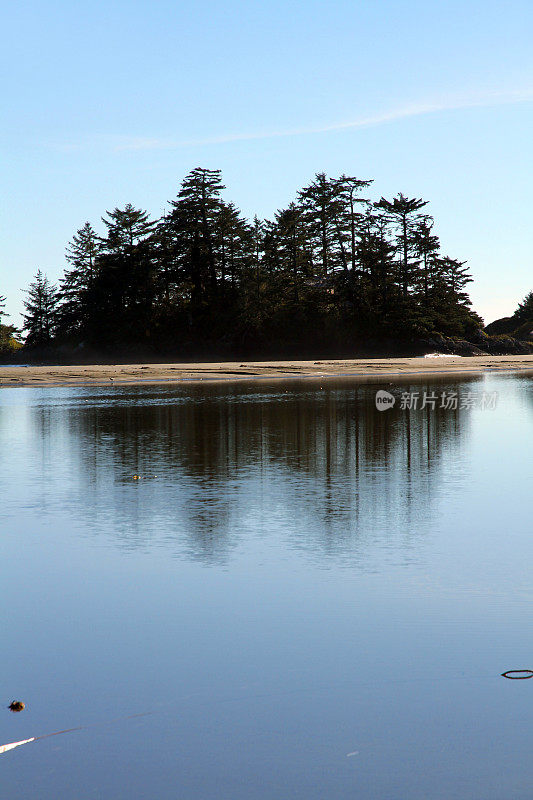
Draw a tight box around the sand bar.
[1,355,533,387]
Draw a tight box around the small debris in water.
[346,751,359,757]
[8,701,25,712]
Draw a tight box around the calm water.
[0,375,532,799]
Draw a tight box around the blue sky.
[2,0,532,326]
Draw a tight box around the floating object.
[8,701,25,712]
[501,670,533,680]
[0,712,152,757]
[0,738,35,755]
[0,728,79,757]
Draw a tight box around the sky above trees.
[2,0,532,325]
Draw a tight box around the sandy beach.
[1,355,533,387]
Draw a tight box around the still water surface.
[0,375,532,799]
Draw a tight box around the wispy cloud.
[110,87,533,152]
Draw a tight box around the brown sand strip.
[1,355,533,388]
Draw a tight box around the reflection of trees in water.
[30,379,481,563]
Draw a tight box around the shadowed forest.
[6,167,493,358]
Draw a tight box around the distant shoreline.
[2,355,533,388]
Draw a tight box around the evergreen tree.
[335,175,372,272]
[23,270,58,348]
[58,222,100,337]
[240,215,268,332]
[87,205,158,345]
[440,257,472,303]
[356,208,396,306]
[265,203,312,300]
[298,173,345,276]
[216,201,252,290]
[171,168,226,295]
[374,194,428,297]
[515,291,533,322]
[411,216,440,306]
[101,204,155,251]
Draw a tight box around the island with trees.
[2,168,532,360]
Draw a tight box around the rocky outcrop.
[416,330,533,356]
[484,316,517,335]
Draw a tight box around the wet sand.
[1,355,533,387]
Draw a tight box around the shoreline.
[1,355,533,387]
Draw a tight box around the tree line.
[485,291,533,338]
[17,167,483,355]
